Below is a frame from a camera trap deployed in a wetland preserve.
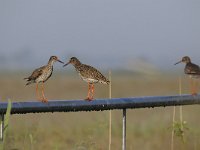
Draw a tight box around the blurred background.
[0,0,200,150]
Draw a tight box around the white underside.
[36,71,52,83]
[189,75,200,79]
[81,76,98,83]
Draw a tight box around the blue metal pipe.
[0,95,200,115]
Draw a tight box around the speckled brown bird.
[63,57,109,101]
[24,56,64,102]
[175,56,200,95]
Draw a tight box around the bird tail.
[106,80,110,85]
[24,77,33,85]
[24,77,30,81]
[25,81,32,86]
[100,80,110,85]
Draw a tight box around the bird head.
[174,56,191,65]
[63,57,81,67]
[49,56,64,64]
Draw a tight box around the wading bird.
[24,56,64,102]
[63,57,109,101]
[175,56,200,95]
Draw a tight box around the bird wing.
[79,64,109,84]
[185,63,200,75]
[27,66,45,80]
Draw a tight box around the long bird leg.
[189,78,194,95]
[90,84,95,100]
[190,78,197,96]
[41,82,48,103]
[85,83,92,101]
[36,83,41,100]
[193,79,198,96]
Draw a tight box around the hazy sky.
[0,0,200,70]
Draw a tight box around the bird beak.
[57,59,64,64]
[174,60,182,65]
[63,62,70,67]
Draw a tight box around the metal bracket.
[0,114,4,141]
[122,109,126,150]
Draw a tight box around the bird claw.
[42,99,48,103]
[192,93,198,96]
[38,98,48,103]
[85,97,93,101]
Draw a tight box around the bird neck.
[185,61,192,65]
[47,60,55,66]
[73,61,82,68]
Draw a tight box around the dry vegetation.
[0,71,200,150]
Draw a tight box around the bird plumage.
[175,56,200,95]
[63,57,109,100]
[24,64,53,85]
[64,57,109,84]
[185,62,200,77]
[76,64,110,84]
[24,56,63,102]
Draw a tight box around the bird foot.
[192,93,198,96]
[38,98,48,103]
[85,97,93,101]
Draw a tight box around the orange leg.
[41,82,48,103]
[91,84,95,100]
[85,83,92,101]
[36,83,41,100]
[189,78,194,95]
[190,78,197,96]
[193,80,198,96]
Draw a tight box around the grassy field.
[0,71,200,150]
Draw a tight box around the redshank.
[175,56,200,95]
[63,57,110,101]
[24,56,64,102]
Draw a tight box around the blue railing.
[0,95,200,114]
[0,94,200,150]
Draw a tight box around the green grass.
[0,100,11,150]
